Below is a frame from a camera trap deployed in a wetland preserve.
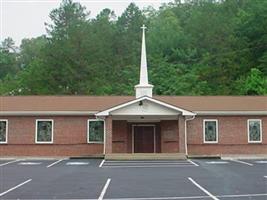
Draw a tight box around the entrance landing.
[105,153,186,160]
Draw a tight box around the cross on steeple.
[141,24,147,31]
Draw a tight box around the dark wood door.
[134,126,155,153]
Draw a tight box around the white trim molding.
[96,96,195,117]
[87,119,105,144]
[2,110,266,116]
[196,111,267,115]
[247,119,262,143]
[0,111,98,116]
[35,119,54,144]
[0,119,8,144]
[203,119,218,144]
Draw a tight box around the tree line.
[0,0,266,95]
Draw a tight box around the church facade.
[0,26,266,158]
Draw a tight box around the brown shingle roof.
[1,96,266,112]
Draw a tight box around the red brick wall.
[0,116,103,156]
[112,120,128,153]
[105,116,112,154]
[178,117,185,153]
[1,115,266,156]
[160,120,179,153]
[187,116,267,155]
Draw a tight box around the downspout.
[185,115,196,157]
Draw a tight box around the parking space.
[105,176,204,199]
[0,160,12,165]
[0,158,266,199]
[0,160,21,167]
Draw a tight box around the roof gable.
[96,96,195,116]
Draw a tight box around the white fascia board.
[147,97,195,116]
[0,111,98,116]
[110,113,179,116]
[96,96,195,116]
[96,96,147,116]
[195,111,267,115]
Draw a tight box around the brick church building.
[0,26,266,158]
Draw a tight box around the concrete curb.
[187,155,221,159]
[221,154,267,160]
[0,155,104,160]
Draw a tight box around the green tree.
[0,38,19,79]
[42,0,92,94]
[19,36,47,68]
[116,3,145,65]
[236,68,267,95]
[1,0,266,96]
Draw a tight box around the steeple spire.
[135,24,153,98]
[139,25,148,85]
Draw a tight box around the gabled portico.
[96,96,195,157]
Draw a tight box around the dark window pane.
[205,121,217,142]
[0,121,7,142]
[249,121,261,141]
[37,121,52,142]
[89,121,104,142]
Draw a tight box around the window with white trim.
[248,119,262,143]
[0,120,8,143]
[88,119,104,143]
[36,120,53,143]
[203,119,218,143]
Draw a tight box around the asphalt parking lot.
[0,158,267,199]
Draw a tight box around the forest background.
[1,0,266,96]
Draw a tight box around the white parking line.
[105,196,210,199]
[230,159,253,166]
[0,179,32,197]
[66,162,89,165]
[99,159,105,168]
[205,161,228,164]
[0,160,20,167]
[105,160,189,163]
[255,160,267,164]
[217,193,267,198]
[188,177,219,200]
[47,159,64,168]
[188,160,199,166]
[18,162,42,165]
[104,162,193,165]
[98,178,111,200]
[102,165,196,168]
[104,193,267,200]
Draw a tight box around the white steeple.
[135,25,153,98]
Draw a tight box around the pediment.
[96,96,195,117]
[110,99,179,116]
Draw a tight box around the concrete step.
[105,153,186,160]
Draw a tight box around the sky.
[0,0,173,46]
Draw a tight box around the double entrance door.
[132,125,156,153]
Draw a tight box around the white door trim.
[132,124,156,153]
